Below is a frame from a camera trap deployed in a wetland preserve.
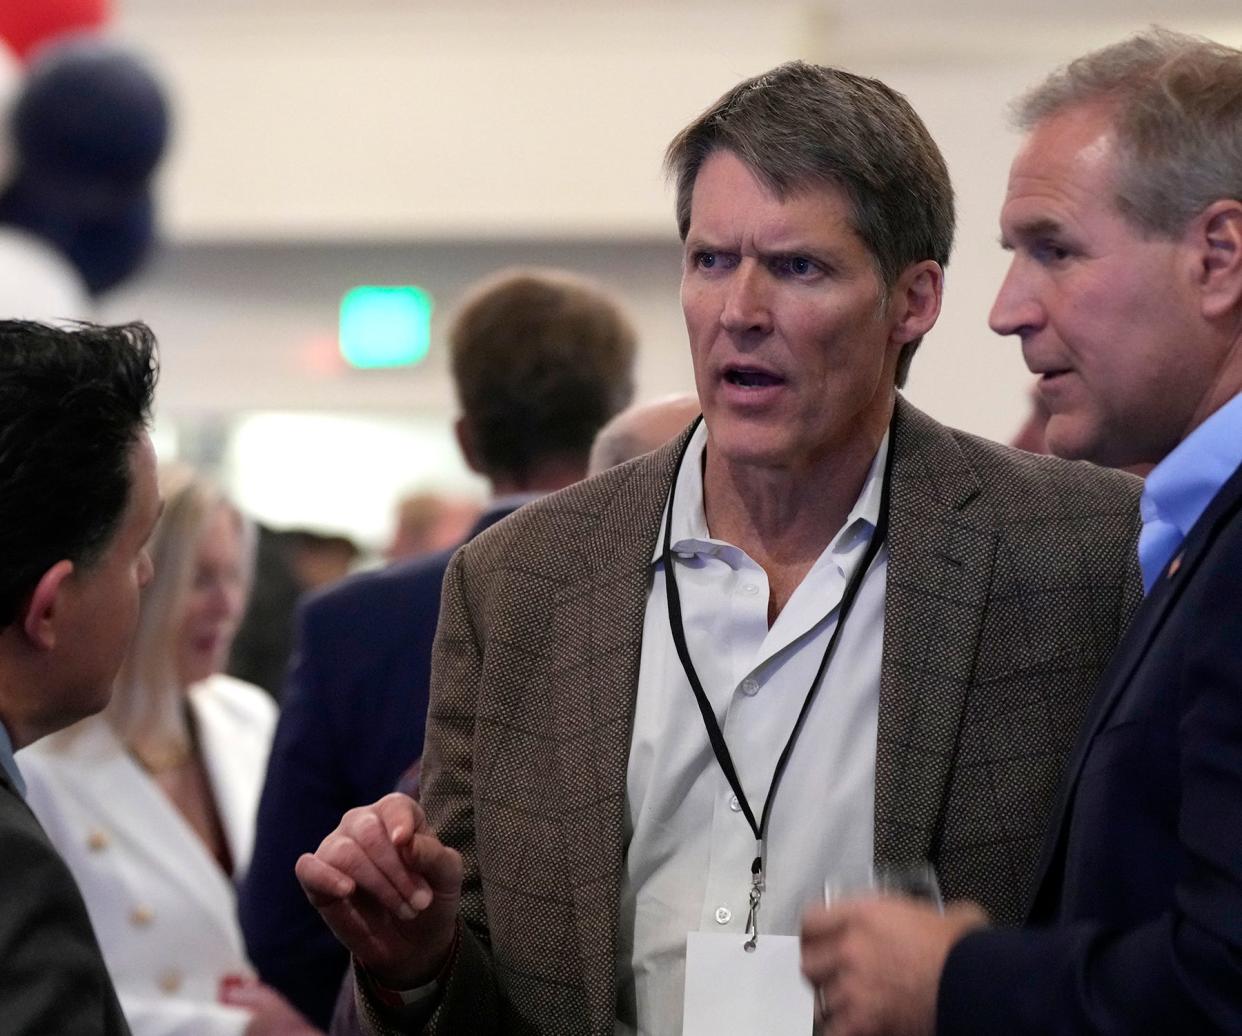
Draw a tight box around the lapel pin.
[1167,552,1183,578]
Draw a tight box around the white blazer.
[17,674,278,1036]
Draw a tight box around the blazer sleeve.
[0,786,129,1035]
[240,597,353,1029]
[356,549,508,1035]
[938,548,1242,1035]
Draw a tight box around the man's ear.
[889,260,944,346]
[454,416,486,476]
[21,560,75,651]
[1193,200,1242,320]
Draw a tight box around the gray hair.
[1014,27,1242,237]
[587,393,701,474]
[664,60,955,387]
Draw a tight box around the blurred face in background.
[175,503,247,688]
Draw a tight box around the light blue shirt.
[1138,391,1242,593]
[0,720,26,797]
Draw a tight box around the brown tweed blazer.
[361,397,1143,1036]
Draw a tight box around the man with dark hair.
[240,267,637,1028]
[802,29,1242,1035]
[665,62,954,389]
[0,319,160,1034]
[298,63,1142,1034]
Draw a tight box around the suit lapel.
[541,438,684,1032]
[1027,459,1242,912]
[873,399,994,866]
[0,767,34,820]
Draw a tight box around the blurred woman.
[18,470,318,1036]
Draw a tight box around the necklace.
[131,739,193,774]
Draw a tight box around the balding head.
[588,394,701,474]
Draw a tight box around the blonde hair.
[104,467,255,757]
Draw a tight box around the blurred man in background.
[384,492,481,563]
[241,268,637,1029]
[587,392,701,474]
[0,320,160,1034]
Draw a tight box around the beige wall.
[89,1,1242,539]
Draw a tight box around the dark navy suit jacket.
[239,506,515,1029]
[939,460,1242,1035]
[0,771,130,1034]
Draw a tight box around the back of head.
[449,268,638,483]
[386,491,481,560]
[588,393,702,474]
[1013,27,1242,238]
[0,320,157,629]
[664,60,955,386]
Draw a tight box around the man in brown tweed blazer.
[298,62,1142,1035]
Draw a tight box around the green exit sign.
[339,285,434,369]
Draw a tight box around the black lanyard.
[661,418,895,944]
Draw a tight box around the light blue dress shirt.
[0,720,26,796]
[1138,391,1242,593]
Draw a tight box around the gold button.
[1168,553,1183,577]
[129,906,154,927]
[86,829,109,852]
[157,970,182,994]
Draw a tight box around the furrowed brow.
[1003,217,1065,249]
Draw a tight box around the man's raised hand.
[295,792,463,990]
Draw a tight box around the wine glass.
[823,860,942,911]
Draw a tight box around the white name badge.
[682,932,815,1035]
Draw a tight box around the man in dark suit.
[801,28,1242,1035]
[240,268,638,1028]
[0,320,161,1035]
[295,62,1144,1035]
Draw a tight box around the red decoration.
[0,0,111,62]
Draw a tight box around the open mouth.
[192,634,221,654]
[724,367,784,388]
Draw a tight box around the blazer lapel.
[191,682,267,881]
[1027,458,1242,911]
[541,437,684,1034]
[873,399,994,866]
[66,720,242,948]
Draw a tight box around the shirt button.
[129,905,155,928]
[715,906,732,925]
[729,794,741,812]
[740,678,759,696]
[157,969,183,994]
[740,583,760,596]
[86,829,109,852]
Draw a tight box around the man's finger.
[401,834,463,900]
[341,806,429,892]
[802,899,871,942]
[317,829,425,920]
[371,791,428,846]
[295,851,355,905]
